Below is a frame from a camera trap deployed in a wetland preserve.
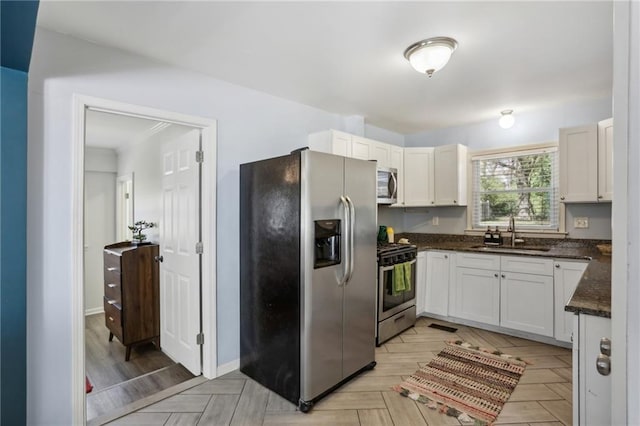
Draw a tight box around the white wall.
[365,123,405,147]
[84,148,118,315]
[27,28,347,424]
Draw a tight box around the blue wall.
[0,66,28,425]
[1,1,39,424]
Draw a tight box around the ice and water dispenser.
[314,220,341,269]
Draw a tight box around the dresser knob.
[155,255,164,263]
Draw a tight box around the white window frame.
[465,142,566,236]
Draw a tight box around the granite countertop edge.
[397,233,612,318]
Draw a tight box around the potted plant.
[128,220,155,244]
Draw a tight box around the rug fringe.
[447,340,533,365]
[393,385,493,426]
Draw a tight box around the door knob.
[154,255,164,263]
[596,354,611,376]
[600,337,612,356]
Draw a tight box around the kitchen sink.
[470,245,551,252]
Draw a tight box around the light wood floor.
[86,313,195,421]
[106,317,573,425]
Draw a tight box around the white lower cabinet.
[554,260,588,343]
[415,252,427,315]
[424,251,452,316]
[574,314,611,426]
[500,272,554,336]
[454,267,500,326]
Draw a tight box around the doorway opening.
[72,96,217,424]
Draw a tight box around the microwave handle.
[389,172,398,199]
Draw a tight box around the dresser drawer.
[104,252,121,273]
[104,269,122,302]
[104,297,123,340]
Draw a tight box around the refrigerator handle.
[339,196,351,286]
[345,196,356,284]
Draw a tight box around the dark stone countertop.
[396,233,612,318]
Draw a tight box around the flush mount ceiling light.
[404,37,458,77]
[499,110,515,129]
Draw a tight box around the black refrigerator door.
[239,153,301,404]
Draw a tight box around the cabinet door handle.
[560,196,565,201]
[108,316,114,322]
[107,299,117,305]
[494,273,499,278]
[444,255,448,259]
[598,195,603,199]
[107,283,117,288]
[154,255,164,263]
[501,274,506,278]
[107,267,117,272]
[555,264,560,268]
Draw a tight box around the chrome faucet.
[508,215,516,247]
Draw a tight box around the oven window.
[381,262,416,312]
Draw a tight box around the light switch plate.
[574,217,589,228]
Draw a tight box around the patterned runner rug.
[392,341,527,425]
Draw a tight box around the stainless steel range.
[376,242,417,346]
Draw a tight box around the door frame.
[71,95,217,424]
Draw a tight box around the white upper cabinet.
[434,144,468,206]
[597,118,613,202]
[371,141,391,168]
[350,136,373,161]
[403,147,435,206]
[308,129,353,157]
[559,119,613,203]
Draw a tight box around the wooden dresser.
[103,242,160,361]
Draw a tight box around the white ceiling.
[37,1,613,134]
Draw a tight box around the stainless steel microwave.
[377,167,398,205]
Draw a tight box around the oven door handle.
[379,258,416,272]
[339,196,350,286]
[345,196,356,284]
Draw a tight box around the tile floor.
[106,317,573,425]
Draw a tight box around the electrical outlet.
[432,216,439,226]
[574,217,589,229]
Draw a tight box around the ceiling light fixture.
[499,110,515,129]
[404,37,458,77]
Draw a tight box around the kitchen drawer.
[456,252,500,271]
[104,252,121,274]
[104,297,123,340]
[501,255,553,276]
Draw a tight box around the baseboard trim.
[85,307,104,316]
[216,359,240,377]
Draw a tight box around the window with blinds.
[472,146,559,230]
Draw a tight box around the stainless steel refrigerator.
[240,149,377,412]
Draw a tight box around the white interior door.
[160,129,201,375]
